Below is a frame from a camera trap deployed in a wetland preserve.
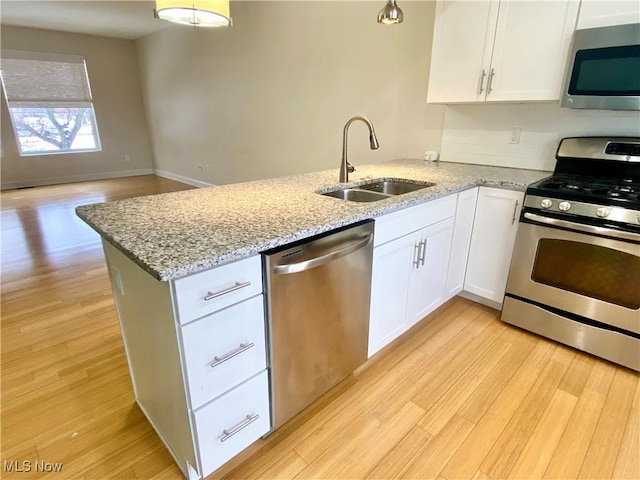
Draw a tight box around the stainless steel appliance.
[264,220,374,428]
[502,137,640,371]
[561,23,640,111]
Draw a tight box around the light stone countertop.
[76,159,551,281]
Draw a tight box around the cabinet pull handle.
[220,413,260,442]
[487,68,495,94]
[204,281,251,301]
[413,242,421,268]
[420,239,427,267]
[478,69,487,94]
[512,200,520,225]
[210,342,255,368]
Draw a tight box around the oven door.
[506,213,640,335]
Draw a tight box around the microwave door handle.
[523,212,640,242]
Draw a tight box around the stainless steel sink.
[321,188,391,202]
[318,179,435,202]
[319,178,436,203]
[358,179,436,195]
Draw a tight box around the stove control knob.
[596,207,611,218]
[558,201,571,212]
[540,199,553,209]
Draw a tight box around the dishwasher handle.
[273,234,373,275]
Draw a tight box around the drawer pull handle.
[204,281,251,301]
[220,413,260,442]
[419,239,427,267]
[210,342,255,368]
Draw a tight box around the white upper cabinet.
[577,1,640,29]
[427,0,580,104]
[427,1,499,103]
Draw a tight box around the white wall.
[441,103,640,172]
[0,26,154,189]
[136,1,445,186]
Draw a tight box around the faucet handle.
[347,161,355,173]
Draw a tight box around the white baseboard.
[154,169,214,188]
[0,168,154,190]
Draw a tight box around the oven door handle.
[523,212,640,242]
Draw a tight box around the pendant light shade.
[155,0,232,27]
[377,0,403,25]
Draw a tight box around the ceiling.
[0,1,169,40]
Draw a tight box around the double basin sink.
[320,179,436,202]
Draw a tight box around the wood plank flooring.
[2,176,639,480]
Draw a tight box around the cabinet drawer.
[194,370,270,477]
[375,194,457,247]
[181,295,267,409]
[173,255,263,324]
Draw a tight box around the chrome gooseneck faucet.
[340,115,379,183]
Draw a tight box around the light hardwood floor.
[1,176,638,480]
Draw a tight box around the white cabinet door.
[488,0,579,101]
[464,187,523,304]
[577,1,640,29]
[427,0,499,103]
[368,233,415,357]
[406,217,455,327]
[445,188,478,300]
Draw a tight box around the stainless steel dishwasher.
[264,220,374,429]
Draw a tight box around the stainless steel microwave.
[561,23,640,111]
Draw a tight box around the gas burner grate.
[533,175,640,206]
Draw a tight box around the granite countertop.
[76,159,551,281]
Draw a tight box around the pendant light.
[377,0,403,25]
[155,0,232,27]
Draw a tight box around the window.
[0,50,101,156]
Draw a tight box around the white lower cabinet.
[406,218,455,326]
[464,186,524,304]
[445,187,478,300]
[181,295,267,410]
[368,233,415,356]
[194,371,270,476]
[102,241,269,480]
[368,195,457,357]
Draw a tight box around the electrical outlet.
[509,127,522,145]
[424,150,439,161]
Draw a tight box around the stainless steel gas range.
[502,136,640,371]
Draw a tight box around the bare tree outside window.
[9,107,100,155]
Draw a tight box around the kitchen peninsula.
[76,159,549,479]
[76,159,548,281]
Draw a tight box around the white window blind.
[0,50,93,107]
